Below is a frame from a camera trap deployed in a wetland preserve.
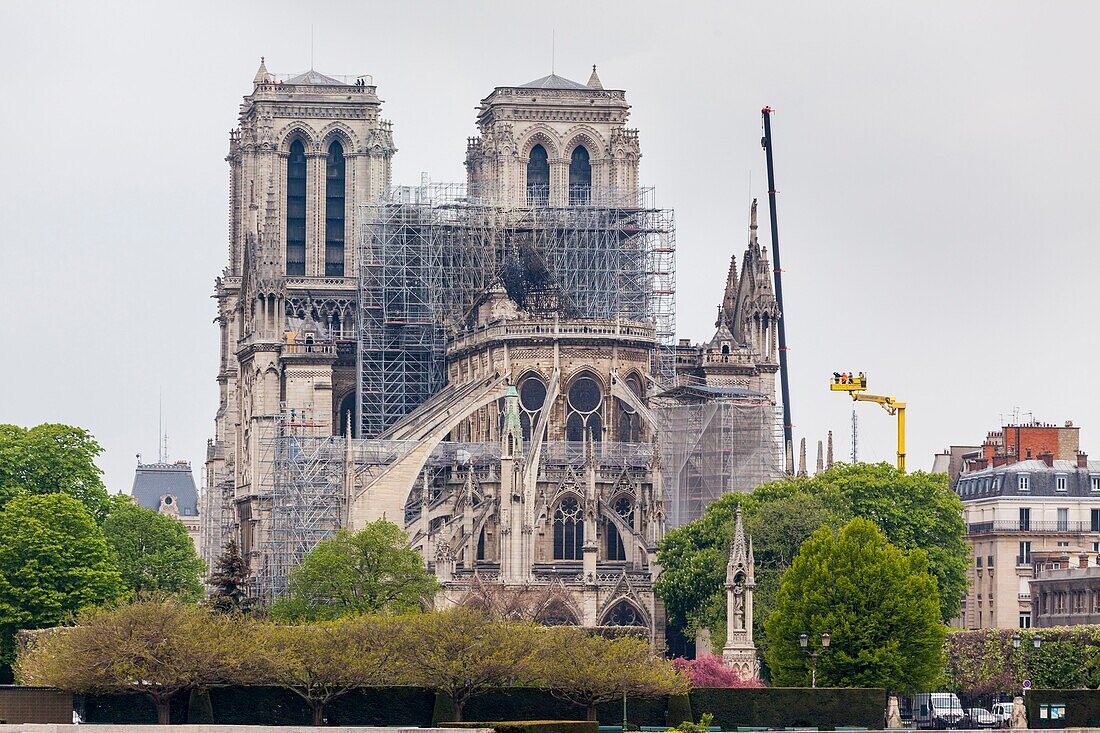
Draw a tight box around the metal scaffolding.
[255,410,347,599]
[655,386,785,528]
[356,183,677,438]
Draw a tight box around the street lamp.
[799,632,831,688]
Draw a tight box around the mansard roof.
[131,461,198,516]
[519,73,591,90]
[284,69,344,86]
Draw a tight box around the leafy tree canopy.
[250,616,403,725]
[0,493,124,670]
[103,499,206,601]
[17,596,249,724]
[0,424,112,521]
[537,628,688,720]
[271,520,438,621]
[403,607,540,721]
[764,518,945,691]
[655,463,967,656]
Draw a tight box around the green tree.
[0,493,124,672]
[656,463,967,657]
[17,596,249,725]
[656,489,839,655]
[764,518,945,691]
[271,520,437,621]
[404,607,539,721]
[251,615,402,725]
[0,424,112,521]
[537,628,688,720]
[103,500,205,601]
[207,539,252,614]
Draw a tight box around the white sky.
[1,1,1098,493]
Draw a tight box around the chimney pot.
[1078,451,1088,469]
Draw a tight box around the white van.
[911,692,966,729]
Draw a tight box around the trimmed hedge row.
[1026,689,1100,728]
[84,686,885,728]
[442,721,598,733]
[689,688,886,730]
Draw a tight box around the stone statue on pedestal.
[722,506,758,678]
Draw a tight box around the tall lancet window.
[285,140,307,276]
[553,496,584,561]
[325,141,346,276]
[568,146,591,204]
[527,144,549,206]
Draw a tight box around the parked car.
[963,708,998,729]
[910,693,966,729]
[990,702,1014,727]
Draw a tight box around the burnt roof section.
[130,461,199,516]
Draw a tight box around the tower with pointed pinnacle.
[723,506,758,678]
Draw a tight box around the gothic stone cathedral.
[205,60,779,646]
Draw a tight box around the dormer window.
[1056,474,1068,492]
[1018,474,1030,492]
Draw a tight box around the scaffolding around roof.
[355,183,677,438]
[654,387,784,528]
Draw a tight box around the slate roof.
[518,73,591,90]
[957,458,1100,501]
[131,461,199,516]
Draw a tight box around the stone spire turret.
[587,64,604,90]
[723,505,758,678]
[816,440,824,475]
[827,431,834,469]
[798,437,808,477]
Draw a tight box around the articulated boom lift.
[829,374,907,473]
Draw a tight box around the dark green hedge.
[442,721,598,733]
[689,687,886,730]
[84,685,885,728]
[85,686,436,726]
[1026,689,1100,728]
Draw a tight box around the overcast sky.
[1,1,1097,493]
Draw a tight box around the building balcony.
[968,520,1098,536]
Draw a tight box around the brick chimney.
[1078,451,1089,468]
[1039,450,1054,467]
[1081,553,1090,569]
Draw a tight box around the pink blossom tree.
[672,655,765,688]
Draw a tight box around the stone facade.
[1030,565,1100,627]
[204,63,780,645]
[955,441,1100,629]
[205,61,393,565]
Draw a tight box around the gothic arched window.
[617,373,642,443]
[603,600,645,627]
[566,373,602,442]
[518,373,547,442]
[477,529,486,561]
[569,146,591,204]
[527,144,550,206]
[553,496,584,560]
[286,139,307,276]
[325,140,346,276]
[605,495,633,561]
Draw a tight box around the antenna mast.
[851,409,859,463]
[761,106,794,470]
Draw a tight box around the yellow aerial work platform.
[829,374,906,473]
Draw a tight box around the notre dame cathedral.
[203,59,781,647]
